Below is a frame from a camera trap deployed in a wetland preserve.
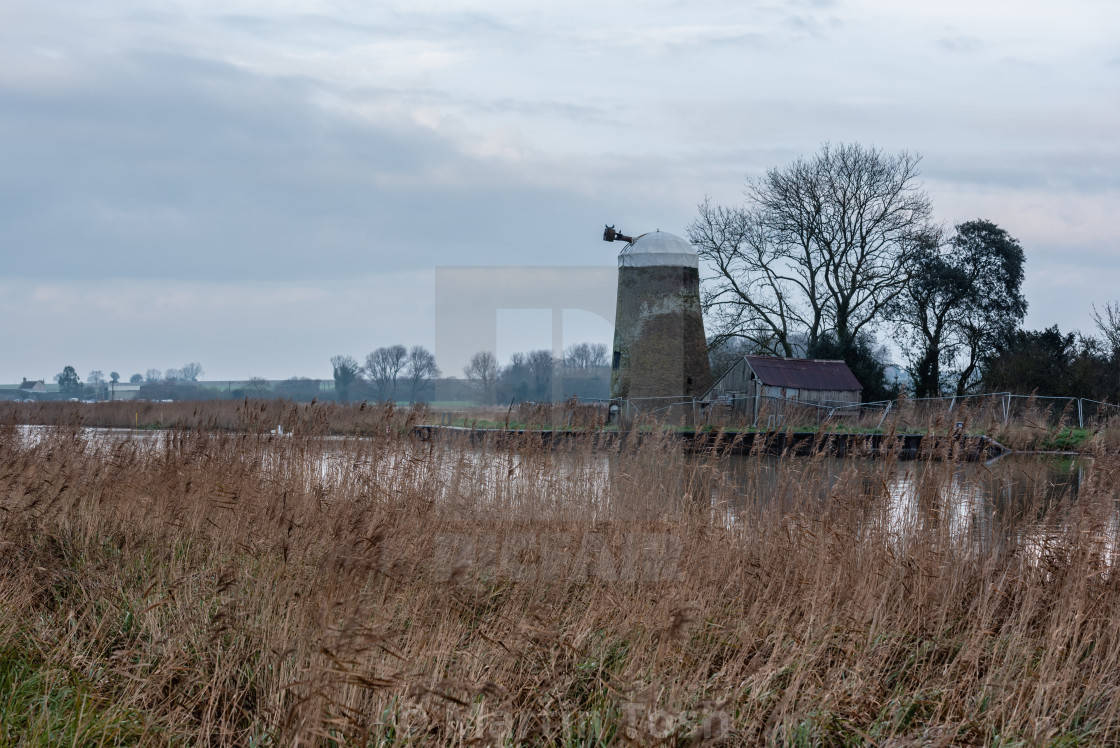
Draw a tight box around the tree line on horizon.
[330,343,610,405]
[30,364,339,403]
[43,363,206,399]
[330,345,440,404]
[459,343,609,405]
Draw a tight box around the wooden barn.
[703,355,863,426]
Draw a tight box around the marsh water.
[425,435,1103,549]
[15,426,1107,555]
[715,453,1085,513]
[710,453,1101,548]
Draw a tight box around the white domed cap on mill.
[618,230,699,269]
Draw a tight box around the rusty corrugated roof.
[744,355,863,391]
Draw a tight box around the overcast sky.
[2,0,1117,382]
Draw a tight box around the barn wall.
[707,359,754,397]
[704,358,863,424]
[795,389,862,407]
[707,362,861,406]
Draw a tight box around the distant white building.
[108,383,142,401]
[18,379,47,395]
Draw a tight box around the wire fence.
[427,392,1120,434]
[696,392,1120,432]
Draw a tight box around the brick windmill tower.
[603,226,712,410]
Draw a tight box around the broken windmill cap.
[617,230,698,269]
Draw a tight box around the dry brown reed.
[3,403,1120,745]
[0,399,426,436]
[10,397,1117,454]
[705,392,1117,453]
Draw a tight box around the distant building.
[18,378,47,394]
[704,355,863,425]
[108,383,142,401]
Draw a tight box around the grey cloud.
[670,0,836,9]
[924,150,1120,194]
[572,26,772,57]
[475,97,620,124]
[938,36,983,53]
[0,50,657,283]
[216,14,291,35]
[214,9,514,43]
[668,31,771,52]
[342,85,623,126]
[689,142,1120,197]
[121,9,182,26]
[782,12,839,37]
[783,14,814,30]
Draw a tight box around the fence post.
[1078,399,1084,429]
[1003,394,1010,424]
[877,401,892,430]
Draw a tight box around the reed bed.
[0,400,424,436]
[3,404,1120,745]
[8,399,1119,453]
[707,395,1120,453]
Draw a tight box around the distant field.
[4,404,1120,744]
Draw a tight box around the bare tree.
[1092,302,1120,356]
[463,351,499,404]
[145,368,162,383]
[563,342,609,369]
[180,362,204,382]
[85,370,106,399]
[364,345,408,402]
[689,202,803,355]
[526,350,555,399]
[708,337,753,381]
[689,143,936,355]
[404,345,440,403]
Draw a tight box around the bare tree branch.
[691,143,936,356]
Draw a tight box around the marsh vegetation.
[3,402,1120,744]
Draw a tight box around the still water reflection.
[703,453,1101,555]
[17,426,1107,556]
[715,454,1084,511]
